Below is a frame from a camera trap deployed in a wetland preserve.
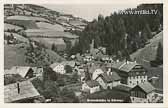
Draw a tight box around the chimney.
[17,82,20,94]
[107,68,111,75]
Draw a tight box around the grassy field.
[36,22,66,31]
[4,44,65,69]
[131,31,163,64]
[5,20,39,29]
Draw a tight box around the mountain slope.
[4,44,65,69]
[130,31,163,67]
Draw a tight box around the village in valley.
[4,4,163,103]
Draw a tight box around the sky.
[40,4,139,21]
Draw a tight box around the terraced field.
[36,22,66,31]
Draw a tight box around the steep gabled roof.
[134,82,156,94]
[99,73,112,83]
[50,62,61,69]
[112,61,140,72]
[86,80,99,88]
[5,66,32,78]
[4,80,40,103]
[110,72,121,81]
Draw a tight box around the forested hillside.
[71,4,163,60]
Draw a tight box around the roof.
[99,72,120,83]
[50,62,60,69]
[135,82,156,94]
[110,72,121,81]
[114,84,132,92]
[112,60,140,72]
[4,80,40,103]
[61,61,76,67]
[88,65,100,74]
[5,66,32,78]
[86,80,99,88]
[50,61,76,69]
[25,29,79,39]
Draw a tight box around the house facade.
[130,82,163,103]
[112,61,148,87]
[95,72,121,89]
[82,80,100,94]
[50,63,66,74]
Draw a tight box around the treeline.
[69,4,163,59]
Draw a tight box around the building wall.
[146,91,163,103]
[127,75,148,87]
[112,81,121,87]
[107,82,113,89]
[96,77,107,89]
[90,86,100,94]
[53,64,65,74]
[127,65,148,87]
[82,83,100,94]
[82,83,90,92]
[130,97,148,103]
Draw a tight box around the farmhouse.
[95,72,121,89]
[111,60,148,87]
[50,62,65,74]
[130,81,163,103]
[82,80,100,94]
[5,66,34,79]
[4,80,41,103]
[50,61,76,74]
[4,66,43,80]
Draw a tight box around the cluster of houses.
[46,46,163,103]
[4,54,163,103]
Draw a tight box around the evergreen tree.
[156,42,163,65]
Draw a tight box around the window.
[130,81,132,84]
[136,72,139,75]
[141,80,143,83]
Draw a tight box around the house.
[130,81,163,103]
[82,80,100,94]
[84,53,94,62]
[101,55,113,63]
[87,64,106,80]
[5,66,35,79]
[95,72,121,89]
[50,62,65,74]
[50,61,76,74]
[111,60,148,87]
[4,66,43,80]
[32,67,43,80]
[4,80,41,103]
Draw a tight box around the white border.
[1,0,167,108]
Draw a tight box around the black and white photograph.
[3,2,164,103]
